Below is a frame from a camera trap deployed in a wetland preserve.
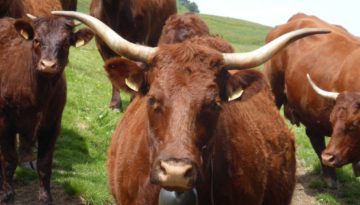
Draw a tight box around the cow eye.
[148,96,161,111]
[33,39,41,47]
[209,100,222,111]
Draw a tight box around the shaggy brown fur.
[106,36,296,204]
[90,0,177,110]
[0,17,93,204]
[264,13,360,185]
[158,12,210,45]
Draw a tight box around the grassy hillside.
[14,1,359,205]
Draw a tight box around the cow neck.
[30,55,63,108]
[202,142,216,205]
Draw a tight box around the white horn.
[223,28,330,69]
[26,13,37,20]
[306,73,339,100]
[52,11,156,63]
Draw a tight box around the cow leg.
[352,161,360,177]
[306,128,337,188]
[109,84,123,111]
[0,119,17,203]
[36,126,59,205]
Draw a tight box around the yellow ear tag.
[228,88,244,101]
[75,39,85,48]
[125,78,140,92]
[20,30,29,40]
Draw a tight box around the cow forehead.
[34,17,73,39]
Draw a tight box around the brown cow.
[0,16,93,204]
[89,0,177,110]
[0,0,25,18]
[265,13,360,186]
[53,11,330,204]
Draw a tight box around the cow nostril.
[322,153,335,163]
[40,60,56,69]
[159,161,167,176]
[184,166,194,178]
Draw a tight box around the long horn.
[306,73,339,100]
[52,11,156,63]
[223,28,330,69]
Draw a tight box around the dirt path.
[11,160,321,205]
[291,160,321,205]
[13,180,85,205]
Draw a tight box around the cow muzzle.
[38,59,57,73]
[151,159,198,192]
[321,152,345,168]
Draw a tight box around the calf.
[53,11,329,204]
[0,16,93,204]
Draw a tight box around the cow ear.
[14,20,34,40]
[104,57,146,94]
[72,28,94,48]
[226,70,267,102]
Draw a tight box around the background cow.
[53,11,329,204]
[89,0,177,110]
[0,0,25,18]
[265,13,360,187]
[0,0,77,18]
[0,16,93,204]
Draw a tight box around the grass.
[12,1,360,205]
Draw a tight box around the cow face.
[14,17,93,76]
[322,92,360,167]
[105,43,252,192]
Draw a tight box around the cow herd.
[0,1,359,205]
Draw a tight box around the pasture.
[12,1,360,204]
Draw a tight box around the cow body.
[106,37,296,205]
[0,17,92,204]
[90,0,177,110]
[265,13,360,185]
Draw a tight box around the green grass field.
[14,1,360,205]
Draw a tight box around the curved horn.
[223,28,330,69]
[306,73,339,100]
[26,13,37,20]
[52,11,156,63]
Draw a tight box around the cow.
[0,16,93,204]
[89,0,177,110]
[264,13,360,186]
[53,11,329,204]
[0,0,25,18]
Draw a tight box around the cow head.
[13,16,93,76]
[53,11,330,191]
[307,74,360,167]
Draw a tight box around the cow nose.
[321,152,336,166]
[40,60,57,71]
[155,159,197,191]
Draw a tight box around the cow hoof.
[324,177,339,189]
[109,101,123,112]
[0,190,15,203]
[39,192,53,205]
